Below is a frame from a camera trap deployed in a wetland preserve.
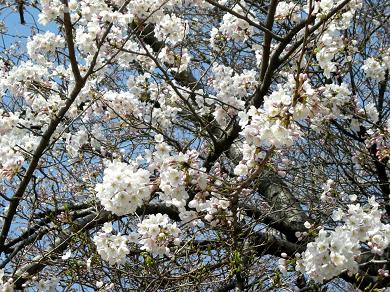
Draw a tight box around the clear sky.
[0,3,58,57]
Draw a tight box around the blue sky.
[0,3,58,56]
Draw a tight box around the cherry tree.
[0,0,389,290]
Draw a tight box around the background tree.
[0,0,389,291]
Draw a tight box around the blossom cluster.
[0,61,49,96]
[93,223,130,265]
[275,1,300,22]
[136,213,181,255]
[210,65,257,127]
[362,56,390,82]
[143,136,209,211]
[239,74,314,150]
[64,129,89,158]
[38,0,66,25]
[0,111,39,180]
[159,165,189,209]
[232,74,318,176]
[188,195,232,227]
[102,75,185,128]
[320,179,336,202]
[154,14,188,45]
[315,0,363,77]
[213,4,254,42]
[95,160,152,215]
[364,124,390,161]
[27,31,65,64]
[159,47,191,72]
[102,90,147,121]
[296,197,390,283]
[318,83,352,120]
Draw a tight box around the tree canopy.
[0,0,389,291]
